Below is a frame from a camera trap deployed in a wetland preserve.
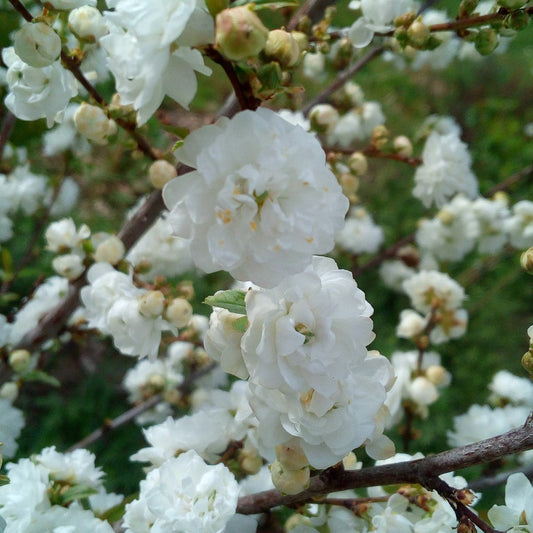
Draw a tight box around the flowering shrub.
[0,0,532,532]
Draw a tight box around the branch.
[0,111,17,162]
[303,46,385,115]
[236,412,533,514]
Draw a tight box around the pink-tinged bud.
[215,6,268,61]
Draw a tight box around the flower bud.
[147,373,166,390]
[371,125,389,150]
[9,349,31,374]
[302,52,325,78]
[393,135,413,157]
[264,29,300,68]
[409,376,439,407]
[291,31,308,54]
[215,6,268,61]
[93,235,125,264]
[425,365,451,387]
[522,350,533,374]
[74,103,117,145]
[68,6,108,42]
[308,104,339,134]
[239,446,263,475]
[407,20,430,48]
[166,298,193,328]
[506,9,530,31]
[520,247,533,273]
[270,460,310,495]
[342,452,360,471]
[0,382,19,402]
[437,208,454,225]
[275,441,309,470]
[340,173,359,199]
[52,254,85,280]
[14,22,61,68]
[138,290,165,318]
[149,160,177,189]
[347,151,368,175]
[475,28,499,56]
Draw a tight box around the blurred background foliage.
[0,0,532,507]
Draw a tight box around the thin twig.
[236,413,533,514]
[468,462,533,492]
[0,111,17,161]
[303,47,385,115]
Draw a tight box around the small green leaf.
[59,484,98,505]
[172,139,185,152]
[204,290,247,315]
[0,475,9,486]
[232,315,249,333]
[20,370,60,388]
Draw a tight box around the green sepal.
[59,484,98,505]
[232,315,249,333]
[204,290,247,315]
[20,370,60,388]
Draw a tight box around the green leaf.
[20,370,60,388]
[204,290,247,315]
[172,139,185,152]
[0,475,9,486]
[59,484,98,505]
[232,315,249,333]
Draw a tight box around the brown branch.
[303,46,385,115]
[236,412,533,514]
[468,463,533,491]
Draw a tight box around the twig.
[468,462,533,492]
[303,47,385,115]
[286,0,318,31]
[236,412,533,514]
[0,111,17,161]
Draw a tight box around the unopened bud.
[407,20,430,48]
[147,373,166,390]
[347,152,368,175]
[520,247,533,273]
[475,28,499,56]
[409,376,438,406]
[264,29,300,68]
[215,6,268,61]
[52,254,85,280]
[425,365,451,387]
[522,350,533,374]
[138,290,165,318]
[14,22,61,68]
[166,298,193,328]
[74,103,117,145]
[275,441,309,470]
[506,9,530,31]
[340,174,360,197]
[149,160,177,189]
[309,104,339,134]
[68,6,108,42]
[437,208,454,225]
[0,382,19,402]
[331,37,353,70]
[93,235,125,264]
[239,447,263,474]
[393,135,413,157]
[342,452,360,470]
[291,31,308,54]
[394,11,416,28]
[270,460,310,495]
[9,349,31,374]
[371,125,389,150]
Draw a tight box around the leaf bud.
[68,6,108,42]
[9,349,32,374]
[138,290,165,318]
[14,22,61,68]
[393,135,413,157]
[264,29,300,68]
[498,0,528,8]
[52,254,85,280]
[215,6,268,61]
[475,28,499,55]
[93,235,125,265]
[505,9,530,31]
[407,20,431,48]
[520,247,533,273]
[149,160,177,189]
[74,103,117,145]
[308,104,339,134]
[166,298,193,328]
[270,460,310,495]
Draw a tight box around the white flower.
[396,309,428,338]
[74,102,117,145]
[506,200,533,249]
[447,404,531,447]
[14,22,61,68]
[0,398,25,458]
[348,0,414,48]
[416,195,480,262]
[472,196,510,254]
[35,446,103,488]
[123,450,239,533]
[488,370,533,408]
[45,218,90,252]
[68,6,108,41]
[488,473,533,531]
[335,206,384,254]
[3,47,78,127]
[413,130,478,208]
[327,103,385,148]
[163,109,348,287]
[43,104,91,156]
[24,506,115,532]
[379,260,416,292]
[52,253,85,279]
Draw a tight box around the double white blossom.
[163,109,349,287]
